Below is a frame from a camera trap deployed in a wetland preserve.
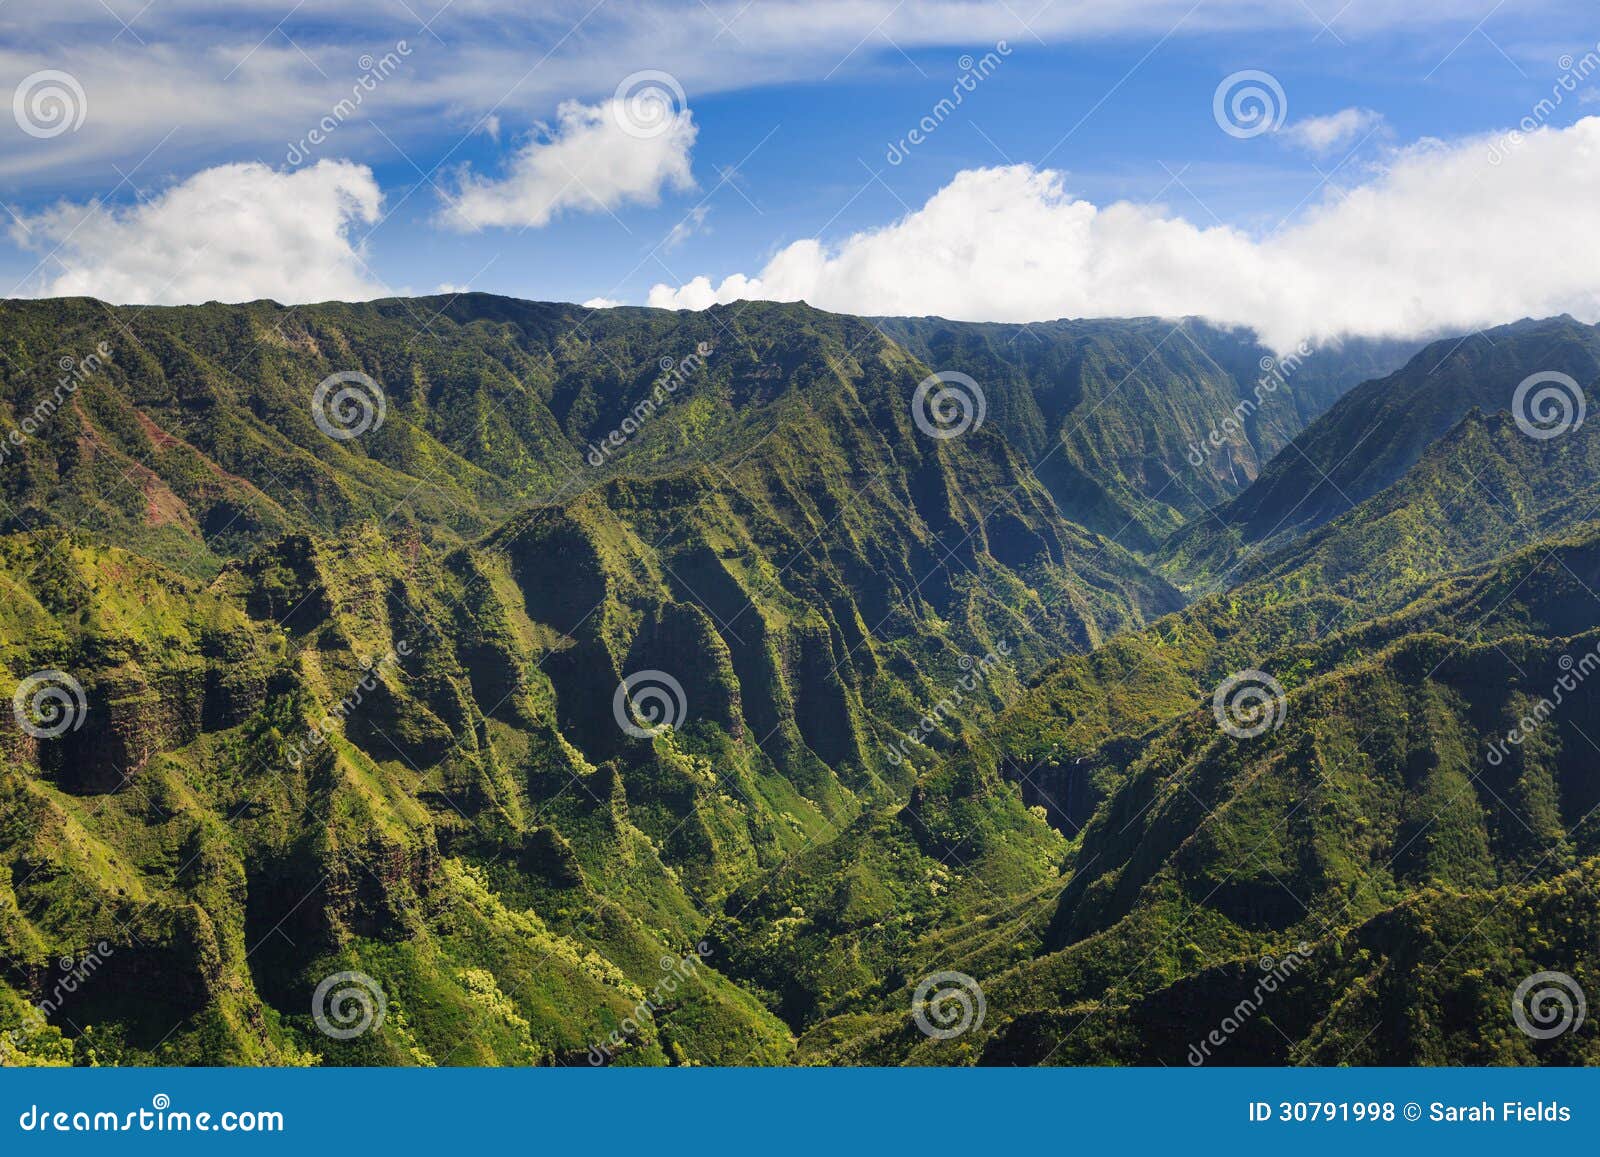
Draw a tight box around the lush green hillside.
[0,296,1190,1064]
[763,518,1600,1065]
[879,315,1415,548]
[710,401,1600,1064]
[1161,316,1600,592]
[0,298,1406,577]
[1,295,1594,1068]
[0,297,908,577]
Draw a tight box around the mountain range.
[2,294,1595,1067]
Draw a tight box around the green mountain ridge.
[0,297,1412,576]
[1160,315,1600,591]
[700,343,1600,1063]
[1,295,1594,1068]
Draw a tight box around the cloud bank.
[13,160,385,304]
[650,117,1600,349]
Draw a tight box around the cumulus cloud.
[649,117,1600,350]
[440,98,696,230]
[13,160,386,304]
[1279,108,1385,154]
[582,296,624,308]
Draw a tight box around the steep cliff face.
[0,526,800,1065]
[878,315,1417,546]
[6,294,1590,1069]
[704,341,1600,1065]
[1160,316,1600,590]
[0,298,1199,1065]
[0,298,1405,577]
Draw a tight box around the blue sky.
[3,1,1599,345]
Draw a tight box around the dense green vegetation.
[2,296,1595,1066]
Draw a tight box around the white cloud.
[649,117,1600,350]
[1279,108,1385,154]
[440,98,696,230]
[582,296,624,308]
[13,160,386,304]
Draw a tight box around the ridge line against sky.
[2,0,1599,348]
